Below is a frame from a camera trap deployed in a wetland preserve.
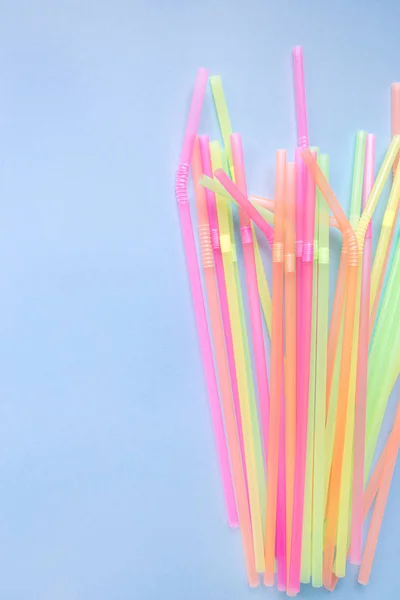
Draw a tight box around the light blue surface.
[0,0,398,598]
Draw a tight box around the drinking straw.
[263,150,286,586]
[370,159,400,311]
[231,133,272,570]
[335,131,367,577]
[210,75,273,336]
[312,153,330,587]
[351,133,376,565]
[198,135,245,512]
[289,151,316,595]
[300,149,359,587]
[209,142,265,574]
[301,148,319,585]
[277,378,287,591]
[359,401,400,585]
[191,137,258,582]
[175,68,236,526]
[293,46,309,148]
[284,162,297,584]
[369,84,400,331]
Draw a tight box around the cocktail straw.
[289,149,316,595]
[191,137,259,581]
[300,149,359,587]
[369,84,400,332]
[351,133,376,565]
[335,131,366,577]
[264,150,286,586]
[175,68,236,526]
[210,76,273,336]
[312,153,330,587]
[301,148,319,585]
[284,162,297,585]
[209,142,265,574]
[359,401,400,585]
[293,46,309,148]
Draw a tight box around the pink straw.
[292,46,309,149]
[277,374,287,591]
[350,134,376,563]
[289,152,316,594]
[175,68,236,523]
[199,135,248,505]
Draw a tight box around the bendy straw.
[284,162,297,584]
[209,142,265,574]
[351,133,376,565]
[192,137,258,583]
[300,149,359,587]
[301,148,319,585]
[289,150,316,595]
[359,401,400,585]
[175,68,236,525]
[369,84,400,331]
[335,131,367,578]
[312,153,330,587]
[265,150,286,586]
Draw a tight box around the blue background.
[0,0,399,598]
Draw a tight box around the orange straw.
[300,150,359,587]
[264,150,287,585]
[358,401,400,585]
[284,163,297,584]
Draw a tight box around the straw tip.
[392,82,400,91]
[292,46,303,58]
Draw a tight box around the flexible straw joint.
[344,229,359,267]
[175,163,190,203]
[302,242,314,262]
[318,247,330,264]
[285,253,296,273]
[210,228,220,250]
[199,224,214,269]
[240,226,253,245]
[298,135,308,148]
[220,234,231,254]
[273,242,284,263]
[296,240,303,257]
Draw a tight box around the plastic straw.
[300,149,359,587]
[210,142,265,574]
[312,153,330,587]
[293,46,309,148]
[289,151,316,595]
[284,163,297,585]
[264,150,286,585]
[175,68,237,526]
[192,137,260,581]
[351,133,376,565]
[301,148,319,585]
[359,402,400,585]
[335,131,367,577]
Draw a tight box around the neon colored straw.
[289,151,316,595]
[359,401,400,585]
[284,163,297,585]
[264,150,286,586]
[198,135,245,511]
[231,133,272,568]
[293,46,309,148]
[300,150,359,587]
[191,138,258,582]
[312,153,330,587]
[175,68,236,526]
[370,159,400,311]
[350,133,376,565]
[277,377,287,591]
[301,148,319,585]
[209,142,265,574]
[369,84,400,332]
[335,131,367,577]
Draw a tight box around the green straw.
[301,147,320,584]
[335,131,366,577]
[312,154,330,587]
